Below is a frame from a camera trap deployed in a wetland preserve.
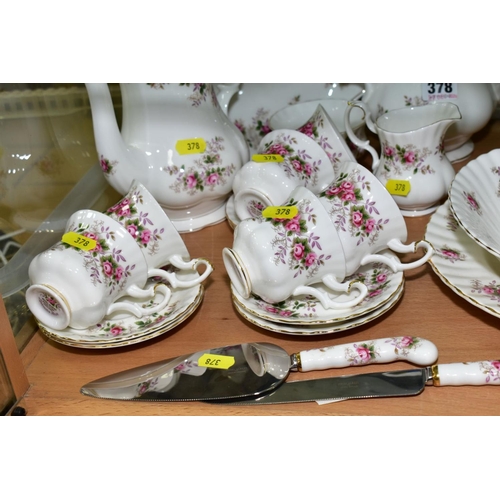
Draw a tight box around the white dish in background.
[227,83,363,153]
[233,282,403,336]
[231,249,404,325]
[425,200,500,318]
[449,148,500,259]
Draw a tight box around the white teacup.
[232,128,337,221]
[269,99,366,159]
[317,161,434,274]
[26,210,172,330]
[232,160,303,221]
[105,181,214,286]
[223,185,368,309]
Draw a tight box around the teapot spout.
[85,83,142,194]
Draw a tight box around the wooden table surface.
[17,120,500,416]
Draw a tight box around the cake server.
[80,336,437,402]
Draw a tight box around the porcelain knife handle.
[430,361,500,386]
[297,336,438,372]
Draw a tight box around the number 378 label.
[176,138,207,155]
[386,180,411,197]
[422,83,458,102]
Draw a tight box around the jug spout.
[85,83,143,194]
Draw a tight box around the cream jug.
[361,83,496,161]
[345,101,461,216]
[85,83,250,232]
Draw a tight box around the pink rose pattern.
[252,261,394,319]
[264,198,331,280]
[165,136,236,194]
[462,191,482,216]
[380,142,435,177]
[148,83,218,108]
[479,361,500,383]
[491,166,500,196]
[261,132,322,188]
[436,245,466,264]
[57,219,136,295]
[384,336,424,357]
[99,155,118,176]
[319,169,389,246]
[105,189,164,258]
[38,291,63,316]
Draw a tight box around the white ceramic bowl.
[449,148,500,259]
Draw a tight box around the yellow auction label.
[198,354,235,370]
[252,154,284,163]
[175,138,207,155]
[386,180,411,197]
[262,205,299,219]
[62,232,97,251]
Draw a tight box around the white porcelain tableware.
[37,274,205,348]
[317,161,433,275]
[85,83,250,233]
[232,281,404,336]
[269,100,363,161]
[231,249,403,325]
[26,210,172,330]
[226,83,364,154]
[361,83,497,162]
[345,101,461,216]
[104,181,213,285]
[448,148,500,259]
[223,185,368,309]
[425,200,500,318]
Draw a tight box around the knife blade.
[209,360,500,405]
[80,336,438,402]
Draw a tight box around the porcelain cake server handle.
[296,336,439,372]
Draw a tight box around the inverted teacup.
[223,185,368,309]
[105,180,213,285]
[317,161,433,274]
[26,210,172,330]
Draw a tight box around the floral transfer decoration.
[344,341,380,365]
[384,336,424,357]
[298,108,344,167]
[38,291,63,316]
[435,245,466,264]
[57,219,136,295]
[380,142,435,177]
[249,260,395,320]
[470,279,500,303]
[165,136,236,194]
[461,191,482,215]
[445,207,460,231]
[479,360,500,383]
[147,83,217,107]
[491,166,500,197]
[319,168,389,247]
[263,198,331,280]
[105,188,165,259]
[262,132,322,188]
[100,155,118,176]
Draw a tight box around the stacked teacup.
[26,181,213,344]
[224,103,434,333]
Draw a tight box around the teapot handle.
[215,83,241,116]
[344,101,380,172]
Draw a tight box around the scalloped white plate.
[425,200,500,318]
[449,148,500,259]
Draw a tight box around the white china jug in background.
[85,83,250,233]
[361,83,496,162]
[345,101,461,216]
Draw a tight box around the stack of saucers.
[426,148,500,318]
[230,249,405,336]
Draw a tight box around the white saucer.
[445,139,474,163]
[170,203,228,233]
[37,274,204,348]
[233,283,403,336]
[426,200,500,318]
[231,250,404,325]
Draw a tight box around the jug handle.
[344,101,380,173]
[215,83,241,116]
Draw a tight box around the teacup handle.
[292,276,368,310]
[106,283,172,318]
[360,239,434,272]
[149,254,213,288]
[344,101,381,172]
